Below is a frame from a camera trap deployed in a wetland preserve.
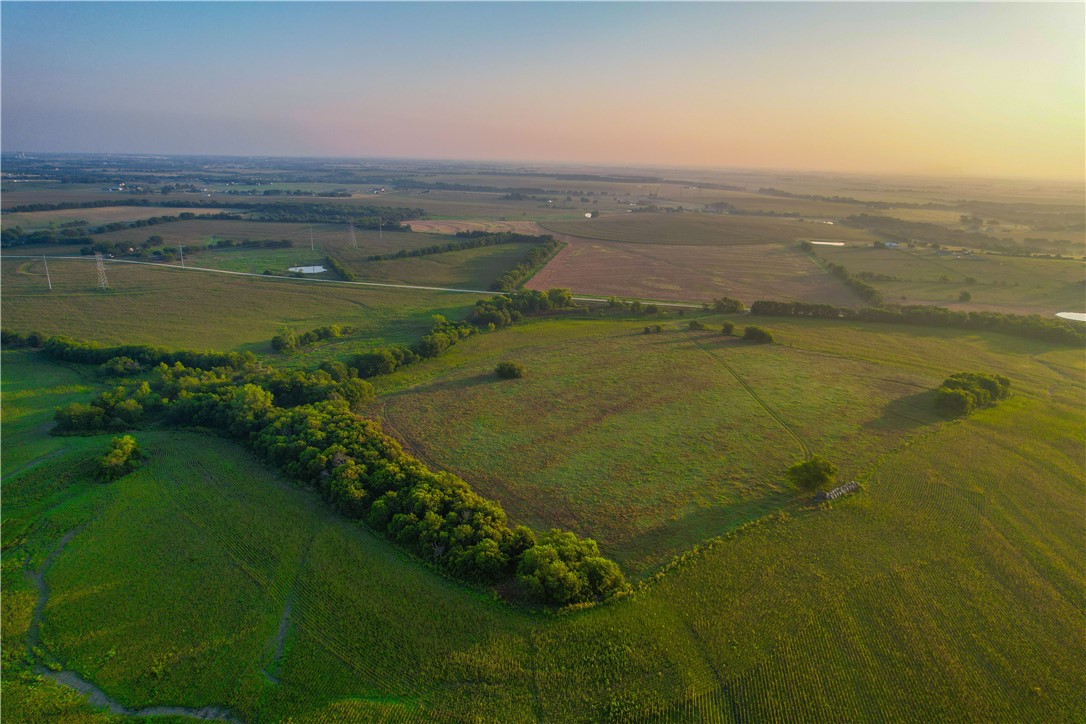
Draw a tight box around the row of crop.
[748,300,1084,345]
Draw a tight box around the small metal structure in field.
[815,480,860,502]
[94,252,109,290]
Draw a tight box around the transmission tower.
[348,221,357,250]
[43,255,52,291]
[94,253,110,290]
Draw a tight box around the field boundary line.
[4,254,703,307]
[689,334,812,459]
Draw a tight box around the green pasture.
[352,243,537,290]
[0,257,478,353]
[2,333,1083,720]
[813,244,1085,314]
[542,213,876,246]
[369,314,1076,575]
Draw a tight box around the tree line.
[37,335,628,606]
[272,324,354,352]
[367,232,555,262]
[748,300,1084,345]
[492,239,562,292]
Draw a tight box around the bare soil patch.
[527,240,862,305]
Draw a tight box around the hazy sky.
[3,2,1083,179]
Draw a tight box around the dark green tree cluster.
[706,296,746,313]
[516,530,627,605]
[495,361,524,379]
[56,349,627,605]
[367,232,554,262]
[822,261,883,305]
[325,255,355,281]
[688,320,708,331]
[742,326,774,343]
[787,456,838,491]
[350,316,477,378]
[55,383,160,432]
[471,288,574,328]
[643,325,664,334]
[721,321,736,335]
[492,239,562,292]
[1,329,47,348]
[934,372,1011,417]
[272,324,353,352]
[40,335,257,369]
[749,300,1084,346]
[98,435,143,482]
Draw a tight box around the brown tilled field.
[405,219,547,236]
[526,239,863,304]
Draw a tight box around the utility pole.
[348,221,357,250]
[309,225,315,251]
[378,217,383,244]
[179,245,185,269]
[43,255,52,291]
[94,252,109,290]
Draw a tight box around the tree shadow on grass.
[389,370,503,398]
[865,390,943,434]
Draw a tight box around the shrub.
[688,320,707,331]
[98,435,143,481]
[788,456,837,491]
[496,361,524,379]
[934,371,1010,417]
[743,326,774,343]
[721,321,735,335]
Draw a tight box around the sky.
[2,2,1083,179]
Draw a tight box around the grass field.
[812,244,1086,314]
[2,206,237,230]
[527,239,863,305]
[0,257,479,353]
[541,213,876,247]
[3,320,1082,720]
[368,314,1078,575]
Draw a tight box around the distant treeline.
[493,239,562,292]
[4,199,423,228]
[366,232,553,262]
[27,325,626,606]
[749,300,1085,345]
[757,188,955,212]
[839,215,1044,256]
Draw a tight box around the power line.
[94,252,109,289]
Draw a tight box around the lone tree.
[787,455,837,491]
[495,360,524,379]
[98,435,143,482]
[743,326,774,343]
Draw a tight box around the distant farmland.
[541,213,876,246]
[527,239,863,304]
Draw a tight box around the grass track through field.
[687,333,812,460]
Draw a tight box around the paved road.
[5,254,704,308]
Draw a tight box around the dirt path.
[688,334,812,460]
